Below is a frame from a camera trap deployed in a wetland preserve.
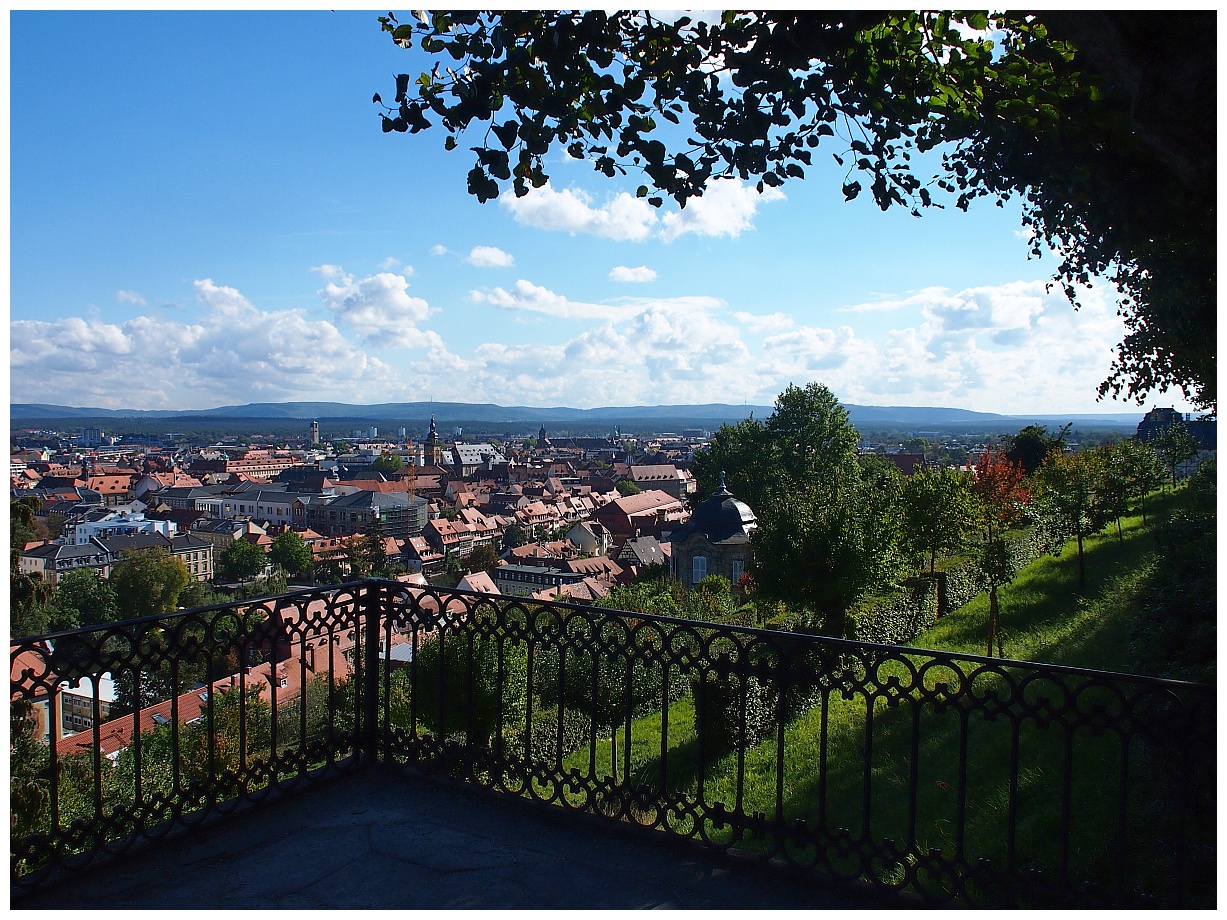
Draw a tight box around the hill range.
[10,401,1144,430]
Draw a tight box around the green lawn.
[551,491,1209,905]
[915,492,1183,671]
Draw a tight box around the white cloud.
[501,179,783,243]
[11,271,1140,416]
[378,257,414,274]
[116,290,146,306]
[430,244,449,256]
[609,265,657,283]
[458,305,769,407]
[754,280,1129,413]
[312,265,442,349]
[658,179,785,242]
[466,245,515,268]
[10,281,414,410]
[500,183,658,241]
[469,279,640,322]
[734,311,794,333]
[839,287,957,314]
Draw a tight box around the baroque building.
[668,474,757,590]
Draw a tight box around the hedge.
[848,526,1050,647]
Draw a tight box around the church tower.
[425,415,442,466]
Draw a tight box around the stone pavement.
[13,766,879,910]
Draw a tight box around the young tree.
[109,548,191,620]
[1035,451,1109,590]
[377,11,1214,408]
[413,620,528,745]
[1116,437,1167,525]
[218,538,267,582]
[1004,424,1068,476]
[1152,420,1201,488]
[465,543,500,575]
[1096,443,1132,544]
[362,520,389,578]
[901,467,978,574]
[370,451,404,474]
[11,499,53,638]
[970,448,1031,657]
[44,568,120,630]
[269,530,314,577]
[501,523,527,550]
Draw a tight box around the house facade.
[668,478,758,590]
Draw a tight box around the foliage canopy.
[378,10,1214,408]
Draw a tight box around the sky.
[7,10,1199,416]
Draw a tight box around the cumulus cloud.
[312,264,442,349]
[609,265,657,283]
[116,290,146,306]
[499,183,658,241]
[501,179,783,243]
[430,244,449,256]
[734,311,795,333]
[755,280,1129,413]
[378,257,414,274]
[458,304,770,407]
[659,179,785,241]
[466,245,515,268]
[11,270,1134,415]
[469,279,640,322]
[839,287,956,313]
[10,280,416,410]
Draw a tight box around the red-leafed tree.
[971,448,1031,658]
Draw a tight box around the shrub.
[847,577,938,646]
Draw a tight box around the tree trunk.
[1076,530,1085,590]
[987,585,998,658]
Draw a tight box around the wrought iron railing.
[10,579,1215,907]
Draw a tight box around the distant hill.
[9,400,1145,429]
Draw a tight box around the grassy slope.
[557,490,1206,903]
[916,493,1181,671]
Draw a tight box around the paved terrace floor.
[13,767,884,910]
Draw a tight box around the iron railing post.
[362,579,382,765]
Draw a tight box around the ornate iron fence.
[11,579,1215,907]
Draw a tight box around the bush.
[690,670,780,758]
[413,622,528,745]
[931,526,1050,619]
[847,577,938,646]
[532,622,668,731]
[514,705,594,766]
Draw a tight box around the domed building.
[669,473,758,590]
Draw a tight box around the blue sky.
[9,10,1191,415]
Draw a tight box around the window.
[692,555,707,584]
[731,560,744,585]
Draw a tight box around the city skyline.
[9,10,1200,416]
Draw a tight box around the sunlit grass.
[548,491,1203,904]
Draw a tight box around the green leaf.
[636,185,648,198]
